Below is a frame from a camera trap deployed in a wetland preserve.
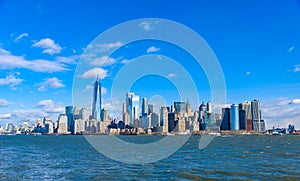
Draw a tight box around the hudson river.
[1,135,299,180]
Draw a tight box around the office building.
[92,77,102,120]
[174,102,186,114]
[221,108,230,130]
[160,106,168,132]
[251,99,261,131]
[230,104,239,130]
[142,97,148,116]
[57,114,68,134]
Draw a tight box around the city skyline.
[0,0,300,129]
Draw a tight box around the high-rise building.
[198,102,206,123]
[160,106,168,132]
[239,101,252,130]
[65,106,74,133]
[126,92,139,125]
[142,97,148,116]
[92,77,102,120]
[206,101,212,114]
[148,104,154,114]
[230,104,239,130]
[174,102,186,113]
[221,108,230,130]
[57,114,68,134]
[79,108,89,121]
[251,99,261,131]
[100,108,109,122]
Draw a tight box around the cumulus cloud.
[289,46,295,53]
[245,71,251,76]
[0,48,67,72]
[167,73,177,78]
[0,73,23,88]
[95,41,123,52]
[32,38,62,55]
[290,99,300,105]
[14,33,29,42]
[261,98,300,129]
[140,21,152,30]
[0,99,13,107]
[36,99,65,113]
[293,65,300,72]
[80,67,108,79]
[0,113,11,119]
[55,55,80,64]
[121,59,132,64]
[90,55,116,66]
[37,77,65,92]
[146,46,160,53]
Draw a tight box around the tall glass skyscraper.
[126,92,139,125]
[221,108,230,130]
[92,77,101,120]
[65,106,74,133]
[142,97,148,116]
[230,104,239,130]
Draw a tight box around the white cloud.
[14,33,29,42]
[0,48,67,73]
[0,73,23,88]
[0,113,11,119]
[289,46,295,53]
[167,73,177,78]
[261,98,300,129]
[293,65,300,72]
[245,71,251,76]
[0,99,13,107]
[121,59,132,64]
[32,38,62,55]
[90,55,116,66]
[95,41,123,52]
[0,48,67,72]
[290,99,300,105]
[140,21,151,30]
[37,77,65,92]
[55,55,79,64]
[80,68,108,79]
[146,46,160,53]
[36,99,65,113]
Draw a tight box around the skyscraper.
[174,102,186,114]
[65,106,74,133]
[230,104,239,130]
[251,99,261,131]
[142,97,148,116]
[92,77,102,120]
[160,106,168,132]
[126,92,139,125]
[221,108,230,130]
[239,101,252,130]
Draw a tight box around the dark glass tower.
[92,77,101,120]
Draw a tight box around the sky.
[0,0,300,129]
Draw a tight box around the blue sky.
[0,0,300,128]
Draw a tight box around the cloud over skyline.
[32,38,62,55]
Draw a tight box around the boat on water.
[272,130,282,135]
[32,132,42,136]
[208,132,221,137]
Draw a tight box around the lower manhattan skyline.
[1,1,300,180]
[0,0,300,130]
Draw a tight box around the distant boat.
[32,133,42,136]
[242,132,251,135]
[272,131,282,135]
[208,132,221,137]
